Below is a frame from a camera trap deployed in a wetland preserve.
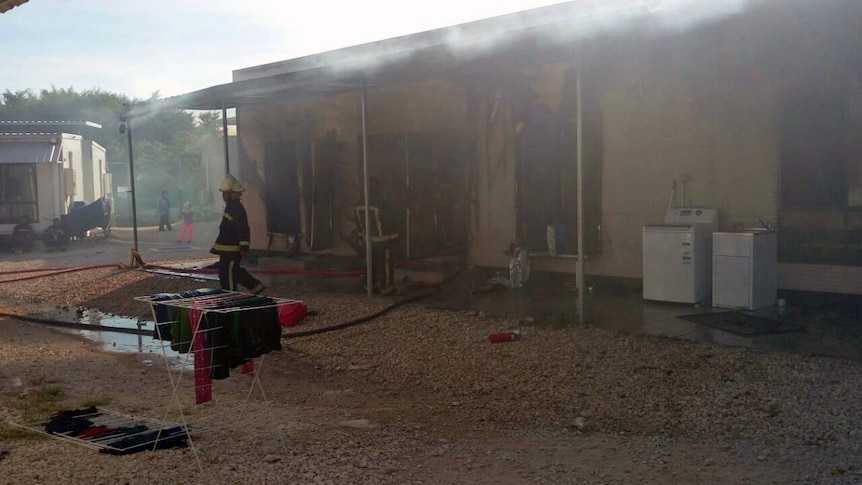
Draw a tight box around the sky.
[0,0,572,101]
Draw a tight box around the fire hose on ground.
[0,286,442,339]
[0,243,470,339]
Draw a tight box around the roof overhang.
[0,135,62,165]
[120,2,595,122]
[120,71,368,121]
[120,39,480,122]
[0,120,102,130]
[119,0,769,122]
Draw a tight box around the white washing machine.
[642,207,719,304]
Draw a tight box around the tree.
[1,87,131,165]
[0,87,218,224]
[197,111,224,139]
[0,87,216,167]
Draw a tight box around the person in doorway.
[43,218,68,252]
[11,216,34,254]
[210,175,266,294]
[177,201,194,243]
[362,176,397,295]
[157,191,172,231]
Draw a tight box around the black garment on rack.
[45,415,94,436]
[200,313,233,380]
[51,405,98,418]
[44,405,99,435]
[199,297,281,380]
[150,288,226,341]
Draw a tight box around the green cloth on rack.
[170,308,193,353]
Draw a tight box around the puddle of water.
[432,276,862,361]
[43,306,188,367]
[79,309,185,361]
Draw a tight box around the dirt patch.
[0,234,859,483]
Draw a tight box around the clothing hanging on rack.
[200,305,281,380]
[142,289,284,404]
[151,288,227,342]
[191,307,212,403]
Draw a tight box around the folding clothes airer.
[136,288,305,472]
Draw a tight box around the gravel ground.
[1,225,861,484]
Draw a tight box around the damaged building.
[123,0,862,297]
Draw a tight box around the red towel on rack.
[191,308,213,404]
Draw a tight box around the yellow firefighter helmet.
[218,174,245,193]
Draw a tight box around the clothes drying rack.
[132,289,292,472]
[7,289,296,474]
[8,407,193,456]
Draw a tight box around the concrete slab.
[103,224,861,362]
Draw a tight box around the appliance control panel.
[664,207,718,225]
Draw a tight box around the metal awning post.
[221,100,230,174]
[125,118,139,252]
[361,80,373,297]
[405,133,410,258]
[576,67,585,325]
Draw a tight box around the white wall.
[61,134,84,207]
[90,142,108,199]
[34,162,63,232]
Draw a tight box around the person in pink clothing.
[177,201,194,243]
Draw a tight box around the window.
[0,165,38,224]
[779,90,862,266]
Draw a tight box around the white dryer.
[642,208,719,304]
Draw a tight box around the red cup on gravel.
[488,330,521,344]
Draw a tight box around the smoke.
[313,0,757,81]
[641,0,752,33]
[441,0,755,61]
[130,0,759,118]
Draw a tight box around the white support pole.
[576,68,586,324]
[221,100,230,175]
[362,82,373,297]
[306,138,314,250]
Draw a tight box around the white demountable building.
[0,121,109,237]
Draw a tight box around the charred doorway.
[309,131,338,250]
[358,132,467,259]
[264,143,301,247]
[515,69,603,257]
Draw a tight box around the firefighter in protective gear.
[210,174,266,294]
